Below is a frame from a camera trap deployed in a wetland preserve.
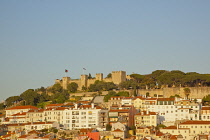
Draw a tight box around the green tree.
[67,82,78,93]
[170,94,181,98]
[49,127,58,133]
[49,83,63,94]
[146,92,150,97]
[88,81,116,92]
[130,74,145,83]
[0,103,5,110]
[183,88,191,99]
[20,89,40,106]
[157,124,166,129]
[82,86,87,91]
[51,91,68,104]
[5,96,21,106]
[106,73,112,78]
[119,80,138,90]
[117,91,129,97]
[88,73,92,79]
[104,91,117,102]
[104,82,117,91]
[202,94,210,105]
[106,124,112,131]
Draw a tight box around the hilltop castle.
[55,71,129,90]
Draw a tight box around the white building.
[62,103,103,130]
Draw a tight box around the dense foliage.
[130,70,210,89]
[104,91,129,102]
[88,80,116,92]
[67,82,78,93]
[203,94,210,105]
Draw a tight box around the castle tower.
[55,79,61,84]
[62,77,70,90]
[96,73,103,81]
[112,71,126,84]
[80,74,88,89]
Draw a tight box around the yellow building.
[201,106,210,120]
[133,96,145,110]
[179,120,210,136]
[160,126,190,140]
[135,111,159,127]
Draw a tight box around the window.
[88,111,92,115]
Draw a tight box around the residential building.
[62,103,103,130]
[201,106,210,121]
[109,105,136,127]
[160,126,190,140]
[179,120,210,136]
[5,105,38,118]
[135,111,160,127]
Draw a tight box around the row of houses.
[0,95,210,139]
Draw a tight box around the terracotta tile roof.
[55,107,68,110]
[7,123,25,126]
[0,114,5,117]
[199,135,208,139]
[63,102,74,106]
[80,128,94,133]
[113,129,123,132]
[28,130,40,134]
[180,120,210,125]
[157,98,175,101]
[79,105,102,109]
[6,105,38,110]
[170,135,178,139]
[18,135,28,138]
[156,131,164,136]
[163,126,177,129]
[77,101,90,104]
[46,103,63,107]
[145,98,157,100]
[133,96,145,100]
[11,112,26,116]
[28,109,44,113]
[201,106,210,110]
[1,134,11,138]
[109,109,129,112]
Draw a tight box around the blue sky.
[0,1,210,101]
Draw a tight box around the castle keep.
[55,71,127,90]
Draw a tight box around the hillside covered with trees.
[1,70,210,110]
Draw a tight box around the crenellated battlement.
[54,71,126,90]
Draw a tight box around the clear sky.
[0,1,210,101]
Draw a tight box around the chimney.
[91,103,94,109]
[75,104,78,109]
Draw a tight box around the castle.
[55,71,128,90]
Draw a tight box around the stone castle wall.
[138,87,210,99]
[55,71,126,90]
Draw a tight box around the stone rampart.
[138,87,210,99]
